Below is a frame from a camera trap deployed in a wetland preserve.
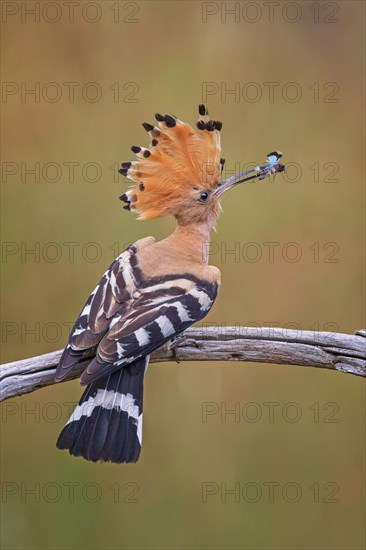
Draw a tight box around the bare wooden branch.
[1,327,365,402]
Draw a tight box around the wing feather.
[55,245,138,382]
[80,279,218,385]
[56,238,218,386]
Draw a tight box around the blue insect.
[257,151,285,180]
[266,151,283,169]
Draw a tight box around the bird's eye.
[199,191,209,202]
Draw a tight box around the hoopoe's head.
[119,106,285,226]
[118,105,225,226]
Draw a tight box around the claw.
[169,333,188,363]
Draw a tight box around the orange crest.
[119,106,223,220]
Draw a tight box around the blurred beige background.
[1,1,365,549]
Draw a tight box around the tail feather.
[56,383,94,453]
[119,360,143,462]
[83,371,123,461]
[57,357,148,464]
[101,408,124,462]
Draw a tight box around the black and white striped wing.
[55,245,138,382]
[79,275,218,385]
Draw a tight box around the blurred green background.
[1,1,365,549]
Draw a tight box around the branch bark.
[1,327,365,402]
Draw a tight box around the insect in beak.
[214,151,285,198]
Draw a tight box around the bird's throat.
[166,222,212,264]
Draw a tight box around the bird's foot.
[169,333,188,363]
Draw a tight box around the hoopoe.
[55,105,284,463]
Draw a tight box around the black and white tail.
[56,357,148,463]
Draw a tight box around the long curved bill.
[214,151,285,198]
